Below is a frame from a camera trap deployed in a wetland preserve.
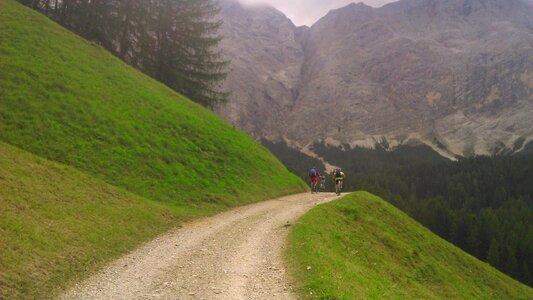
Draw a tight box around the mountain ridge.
[217,0,533,158]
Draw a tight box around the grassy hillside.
[287,192,533,299]
[0,142,184,298]
[0,0,306,208]
[0,0,306,298]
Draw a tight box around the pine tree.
[156,0,229,108]
[522,261,533,286]
[504,247,519,278]
[465,224,480,258]
[487,239,500,268]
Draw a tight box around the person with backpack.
[309,167,320,194]
[333,168,346,195]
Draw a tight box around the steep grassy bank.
[0,0,306,207]
[0,142,184,298]
[287,192,533,299]
[0,0,306,298]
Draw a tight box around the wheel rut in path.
[62,193,338,300]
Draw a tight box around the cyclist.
[333,168,345,195]
[309,167,320,194]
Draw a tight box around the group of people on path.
[308,167,345,195]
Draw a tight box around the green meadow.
[287,192,533,299]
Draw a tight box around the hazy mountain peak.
[218,0,292,23]
[219,0,294,25]
[345,2,374,9]
[320,1,375,20]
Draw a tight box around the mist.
[237,0,398,26]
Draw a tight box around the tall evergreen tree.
[522,262,533,286]
[504,247,519,278]
[167,0,229,108]
[465,224,480,258]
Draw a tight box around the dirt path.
[62,193,338,300]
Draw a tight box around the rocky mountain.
[216,0,533,158]
[217,0,305,138]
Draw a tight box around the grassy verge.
[0,142,190,298]
[287,192,533,299]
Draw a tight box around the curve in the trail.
[62,193,338,300]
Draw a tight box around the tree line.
[311,143,533,287]
[261,139,326,181]
[19,0,228,108]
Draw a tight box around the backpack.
[309,168,317,178]
[335,169,342,178]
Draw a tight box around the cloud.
[237,0,398,26]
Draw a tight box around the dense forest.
[19,0,228,107]
[261,139,325,182]
[312,142,533,287]
[267,140,533,287]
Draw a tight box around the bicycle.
[319,176,326,192]
[335,179,343,196]
[311,180,319,193]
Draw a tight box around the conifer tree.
[522,262,533,286]
[465,224,480,258]
[504,247,519,278]
[486,239,500,268]
[159,0,229,108]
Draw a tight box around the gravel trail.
[62,193,338,300]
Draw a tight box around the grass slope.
[0,0,306,207]
[287,192,533,299]
[0,0,306,298]
[0,142,182,299]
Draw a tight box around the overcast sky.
[238,0,398,26]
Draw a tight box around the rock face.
[217,0,533,157]
[217,0,305,139]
